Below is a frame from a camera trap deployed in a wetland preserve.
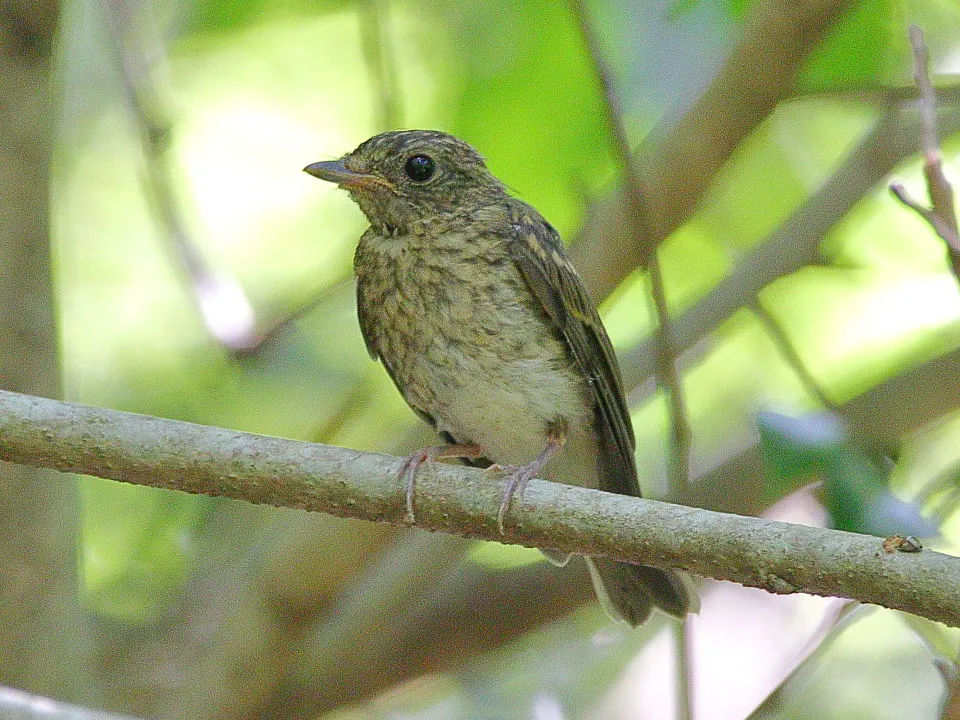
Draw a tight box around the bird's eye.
[404,154,435,182]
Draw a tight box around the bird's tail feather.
[585,556,696,626]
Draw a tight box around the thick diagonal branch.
[569,0,855,298]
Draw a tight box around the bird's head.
[304,130,507,235]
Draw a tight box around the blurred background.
[2,0,960,718]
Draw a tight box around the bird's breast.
[355,228,594,469]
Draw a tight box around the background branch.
[569,0,855,298]
[889,25,960,279]
[1,389,957,628]
[0,685,143,720]
[0,0,93,705]
[104,0,258,351]
[620,97,960,389]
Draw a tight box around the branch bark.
[0,389,957,627]
[0,0,94,705]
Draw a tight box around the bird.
[304,129,694,625]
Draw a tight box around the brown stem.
[889,26,960,280]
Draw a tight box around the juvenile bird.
[304,130,693,625]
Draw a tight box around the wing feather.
[503,207,640,497]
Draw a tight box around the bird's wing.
[503,207,640,497]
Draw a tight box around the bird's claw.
[399,449,435,523]
[400,442,485,523]
[494,465,538,534]
[487,433,564,534]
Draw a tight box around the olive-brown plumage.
[305,130,694,625]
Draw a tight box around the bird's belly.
[417,331,603,490]
[439,354,584,460]
[431,350,602,491]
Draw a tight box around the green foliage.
[799,0,894,91]
[184,0,352,34]
[82,481,210,622]
[669,0,755,21]
[445,0,618,233]
[758,411,937,536]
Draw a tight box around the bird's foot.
[489,433,565,534]
[489,463,539,534]
[400,442,484,523]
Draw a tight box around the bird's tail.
[585,556,697,626]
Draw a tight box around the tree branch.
[0,685,142,720]
[569,0,856,298]
[0,390,957,627]
[619,97,960,389]
[889,25,960,281]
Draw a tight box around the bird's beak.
[303,159,397,193]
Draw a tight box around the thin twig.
[889,25,960,281]
[358,0,402,130]
[570,0,692,490]
[750,299,836,409]
[237,274,354,354]
[675,618,695,720]
[649,255,693,489]
[103,0,258,351]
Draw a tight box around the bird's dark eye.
[404,154,435,182]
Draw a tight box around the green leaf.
[798,0,894,92]
[758,411,936,537]
[446,0,617,235]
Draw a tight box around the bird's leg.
[492,428,566,534]
[400,442,484,523]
